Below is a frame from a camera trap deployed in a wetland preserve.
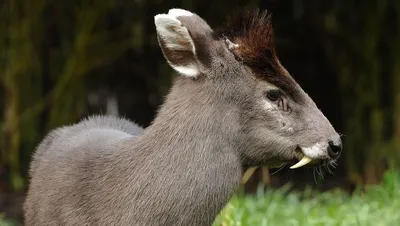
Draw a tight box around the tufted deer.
[24,8,342,226]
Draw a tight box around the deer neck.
[129,78,243,214]
[145,79,239,155]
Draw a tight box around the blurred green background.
[1,0,400,225]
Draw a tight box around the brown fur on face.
[216,9,301,102]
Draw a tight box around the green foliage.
[214,170,400,226]
[0,214,17,226]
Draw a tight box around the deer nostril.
[328,140,342,159]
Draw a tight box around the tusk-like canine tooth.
[290,155,312,169]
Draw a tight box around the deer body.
[24,8,342,226]
[24,79,242,226]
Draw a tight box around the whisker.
[313,167,318,185]
[325,163,334,175]
[321,166,327,179]
[317,166,325,180]
[270,163,287,176]
[330,161,338,174]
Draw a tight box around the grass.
[1,171,399,226]
[0,214,17,226]
[213,170,400,226]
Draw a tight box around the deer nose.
[327,139,342,159]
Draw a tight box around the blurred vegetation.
[213,170,400,226]
[0,0,400,222]
[323,0,400,185]
[0,215,16,226]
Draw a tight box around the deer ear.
[154,9,202,78]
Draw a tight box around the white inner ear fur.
[171,65,199,77]
[154,14,196,53]
[154,12,199,78]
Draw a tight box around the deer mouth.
[289,146,319,169]
[289,153,312,169]
[289,143,333,169]
[268,144,331,169]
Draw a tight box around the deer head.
[154,8,342,169]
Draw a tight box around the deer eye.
[266,89,282,102]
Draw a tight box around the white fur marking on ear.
[154,14,182,25]
[173,65,199,77]
[168,9,194,18]
[154,13,199,77]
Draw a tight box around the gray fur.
[24,9,341,226]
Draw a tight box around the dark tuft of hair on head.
[216,8,300,101]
